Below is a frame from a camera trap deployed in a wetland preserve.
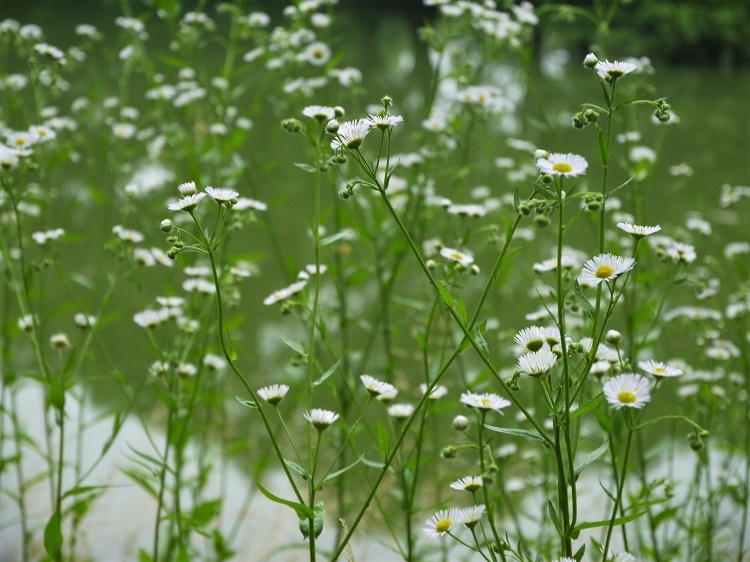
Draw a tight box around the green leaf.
[472,327,489,360]
[484,424,551,448]
[570,395,601,421]
[44,513,62,561]
[138,550,154,562]
[573,509,648,533]
[436,281,454,308]
[285,459,310,480]
[255,481,314,520]
[573,440,609,480]
[313,358,342,387]
[376,419,390,462]
[281,337,308,357]
[456,296,468,325]
[598,129,608,166]
[547,500,562,535]
[513,187,520,212]
[294,163,317,173]
[189,499,222,526]
[49,375,65,411]
[320,455,364,486]
[574,543,586,561]
[62,485,106,499]
[235,396,257,409]
[573,280,597,322]
[320,231,351,247]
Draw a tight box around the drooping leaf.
[44,513,62,561]
[376,419,390,462]
[313,357,342,387]
[484,424,550,448]
[235,396,257,409]
[320,455,364,486]
[281,337,308,357]
[255,481,314,520]
[436,281,454,308]
[573,509,648,533]
[573,440,609,480]
[573,280,596,322]
[285,459,310,480]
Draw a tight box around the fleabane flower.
[517,347,557,377]
[420,383,448,399]
[258,384,290,405]
[579,253,635,286]
[168,193,206,212]
[617,222,661,239]
[514,326,546,352]
[205,186,239,203]
[595,60,638,80]
[450,475,483,493]
[460,392,511,414]
[455,504,486,529]
[360,374,397,398]
[603,373,651,410]
[639,359,684,379]
[331,119,371,150]
[304,408,339,431]
[365,114,404,130]
[439,247,473,266]
[424,509,456,539]
[302,105,336,122]
[263,280,307,305]
[388,403,414,420]
[536,153,588,177]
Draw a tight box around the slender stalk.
[603,415,634,560]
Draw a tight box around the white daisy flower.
[460,392,511,414]
[439,247,474,266]
[456,504,486,529]
[450,475,483,492]
[262,280,307,305]
[580,337,610,361]
[603,373,651,410]
[423,509,456,539]
[595,60,638,80]
[420,383,448,399]
[133,309,169,328]
[388,403,414,420]
[233,197,268,211]
[302,105,336,122]
[360,374,397,398]
[300,41,331,66]
[514,326,547,352]
[205,186,239,202]
[304,408,339,430]
[365,114,404,130]
[616,222,661,239]
[331,119,371,150]
[258,384,290,405]
[579,253,635,286]
[168,193,206,212]
[203,354,226,371]
[517,347,557,377]
[638,359,683,378]
[50,333,70,349]
[536,152,588,177]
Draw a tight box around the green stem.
[602,416,633,560]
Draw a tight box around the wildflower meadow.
[1,1,749,561]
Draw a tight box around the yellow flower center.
[552,162,572,173]
[617,391,636,404]
[435,518,452,533]
[479,397,491,407]
[449,251,463,261]
[595,264,615,278]
[654,367,666,373]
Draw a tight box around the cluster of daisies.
[425,0,538,45]
[257,374,449,424]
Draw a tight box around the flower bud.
[160,219,173,232]
[453,415,469,431]
[334,106,345,117]
[584,53,599,68]
[441,446,457,459]
[534,215,551,228]
[605,330,622,344]
[326,119,340,134]
[281,118,304,134]
[534,149,549,160]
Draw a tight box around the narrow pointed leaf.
[255,481,314,520]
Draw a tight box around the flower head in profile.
[205,186,239,203]
[517,347,557,377]
[304,408,339,431]
[302,105,336,122]
[168,193,206,212]
[603,373,651,410]
[514,326,547,352]
[616,222,661,239]
[450,475,483,493]
[460,391,511,414]
[424,509,456,539]
[331,119,371,150]
[365,113,404,130]
[579,253,635,286]
[263,280,307,306]
[388,403,414,420]
[258,384,290,405]
[420,383,448,400]
[536,153,588,177]
[360,374,397,399]
[638,359,683,379]
[178,181,197,195]
[455,504,486,529]
[595,60,638,81]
